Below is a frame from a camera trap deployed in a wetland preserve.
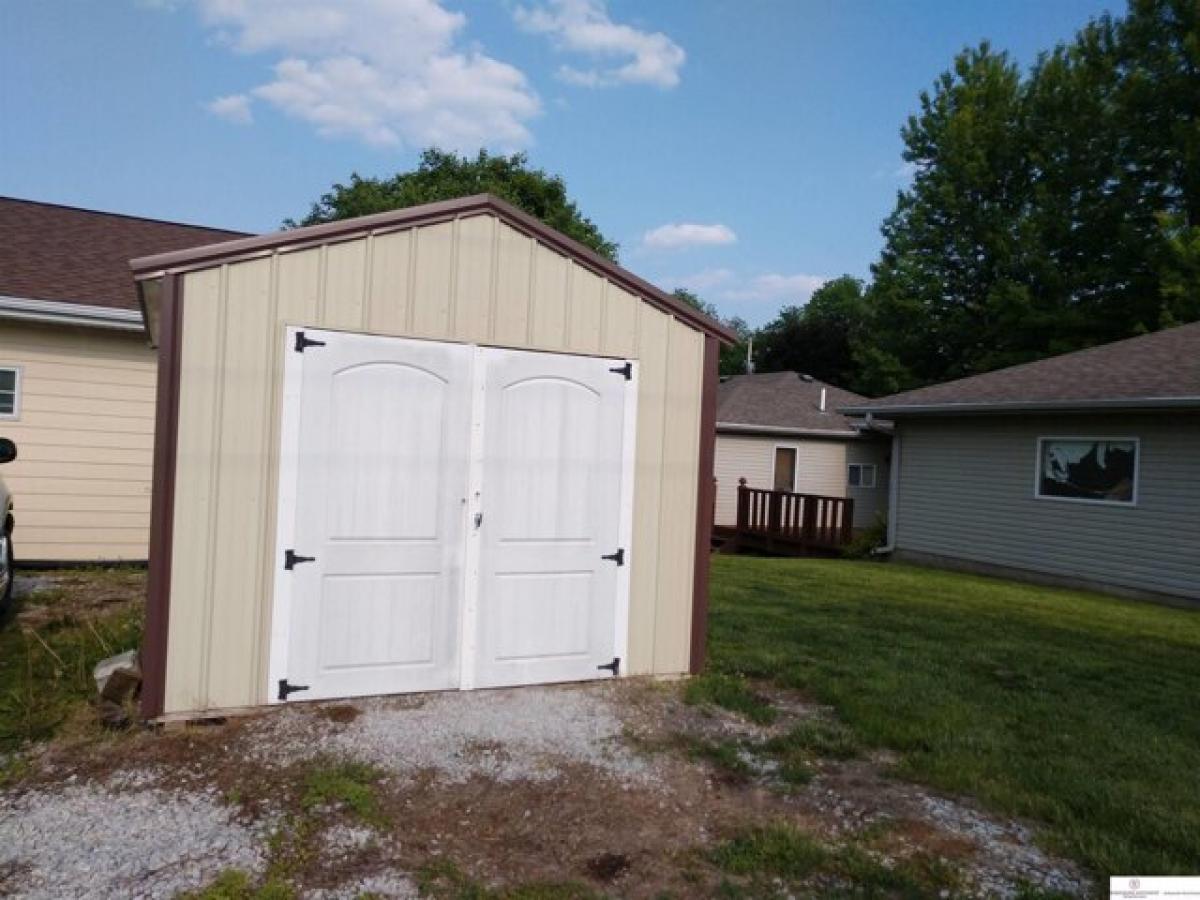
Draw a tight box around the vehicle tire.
[0,530,12,613]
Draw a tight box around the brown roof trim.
[129,194,737,343]
[841,397,1200,416]
[140,273,183,720]
[690,335,720,675]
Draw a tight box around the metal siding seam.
[199,266,231,709]
[252,253,282,703]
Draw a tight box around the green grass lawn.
[706,555,1200,877]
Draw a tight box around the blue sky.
[1,0,1115,325]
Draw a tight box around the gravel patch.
[0,777,266,899]
[305,869,418,899]
[920,795,1089,898]
[243,683,657,784]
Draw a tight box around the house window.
[773,447,796,492]
[1036,437,1138,505]
[0,367,19,419]
[848,463,876,489]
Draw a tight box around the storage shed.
[130,195,734,720]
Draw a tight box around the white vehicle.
[0,438,15,610]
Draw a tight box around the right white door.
[473,347,632,688]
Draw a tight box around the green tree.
[865,0,1200,392]
[292,149,618,261]
[867,43,1031,391]
[755,276,871,391]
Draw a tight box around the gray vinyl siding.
[893,413,1200,599]
[846,440,891,529]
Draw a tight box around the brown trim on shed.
[690,335,719,674]
[129,194,736,344]
[140,274,183,720]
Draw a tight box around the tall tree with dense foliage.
[864,0,1200,394]
[754,276,871,390]
[292,149,618,261]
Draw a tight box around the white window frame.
[1033,436,1140,507]
[848,462,877,489]
[0,366,21,420]
[772,443,798,492]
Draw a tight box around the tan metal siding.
[894,414,1200,599]
[165,211,708,714]
[0,321,155,561]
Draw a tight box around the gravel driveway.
[0,678,1091,899]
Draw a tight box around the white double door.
[271,328,634,703]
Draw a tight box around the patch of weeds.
[417,859,598,900]
[301,759,387,827]
[1013,884,1079,900]
[178,868,295,900]
[709,824,963,898]
[828,845,961,898]
[0,754,30,788]
[684,674,777,725]
[710,824,828,879]
[0,601,143,752]
[761,717,861,786]
[674,733,755,783]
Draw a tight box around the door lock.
[474,512,483,529]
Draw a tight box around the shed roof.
[129,194,736,343]
[843,321,1200,416]
[717,371,869,436]
[0,197,247,311]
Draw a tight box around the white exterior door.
[279,329,473,702]
[271,329,635,703]
[472,348,630,688]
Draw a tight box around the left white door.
[280,328,473,702]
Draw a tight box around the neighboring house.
[0,198,245,563]
[128,194,733,719]
[844,322,1200,602]
[713,371,891,530]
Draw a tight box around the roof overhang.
[716,421,867,439]
[130,193,737,345]
[0,295,144,333]
[841,397,1200,416]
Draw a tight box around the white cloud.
[721,273,828,303]
[187,0,540,149]
[642,222,737,251]
[206,93,253,124]
[672,268,734,292]
[514,0,685,89]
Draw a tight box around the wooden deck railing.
[733,478,854,551]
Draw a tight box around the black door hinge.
[294,330,326,353]
[284,549,316,570]
[597,657,620,676]
[601,548,625,566]
[277,679,310,701]
[608,361,632,380]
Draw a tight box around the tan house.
[714,371,891,531]
[0,198,245,563]
[129,194,734,720]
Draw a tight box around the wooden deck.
[716,480,855,556]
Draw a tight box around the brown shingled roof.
[717,371,869,435]
[0,197,248,311]
[843,321,1200,415]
